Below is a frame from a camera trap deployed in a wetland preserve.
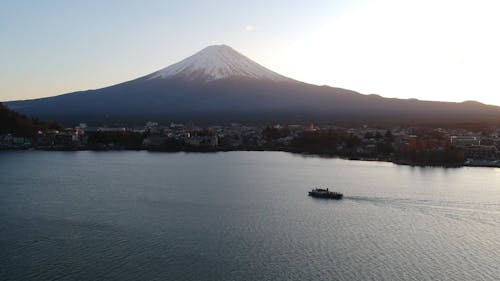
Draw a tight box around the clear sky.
[1,0,500,105]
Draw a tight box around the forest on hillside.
[0,103,60,136]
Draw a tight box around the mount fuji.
[149,45,290,82]
[5,44,500,124]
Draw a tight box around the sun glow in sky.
[1,0,500,105]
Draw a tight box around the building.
[450,136,480,147]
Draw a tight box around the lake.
[1,151,499,280]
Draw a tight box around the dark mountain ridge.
[5,45,500,125]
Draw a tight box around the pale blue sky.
[2,0,500,105]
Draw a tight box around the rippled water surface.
[1,151,499,280]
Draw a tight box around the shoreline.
[3,147,499,168]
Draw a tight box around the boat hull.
[308,191,343,200]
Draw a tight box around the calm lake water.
[1,151,499,281]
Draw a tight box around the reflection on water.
[0,151,499,281]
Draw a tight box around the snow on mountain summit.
[149,45,290,82]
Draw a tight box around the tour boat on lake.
[308,188,343,200]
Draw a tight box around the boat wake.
[346,196,500,227]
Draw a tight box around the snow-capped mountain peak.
[149,44,290,82]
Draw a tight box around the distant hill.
[5,44,500,125]
[0,102,59,136]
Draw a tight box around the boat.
[308,188,343,199]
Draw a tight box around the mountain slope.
[5,45,500,125]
